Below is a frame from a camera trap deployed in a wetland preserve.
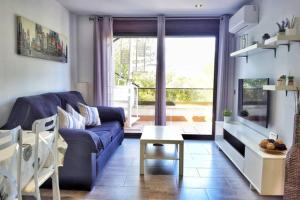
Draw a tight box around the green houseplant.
[288,76,294,86]
[240,110,249,117]
[223,109,232,123]
[277,75,287,87]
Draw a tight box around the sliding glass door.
[165,37,216,136]
[113,36,217,136]
[113,37,157,130]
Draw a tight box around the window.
[113,37,157,125]
[165,37,216,135]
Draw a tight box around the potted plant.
[223,109,232,123]
[277,75,286,86]
[240,110,249,117]
[288,76,295,86]
[276,20,287,35]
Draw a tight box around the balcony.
[113,86,213,135]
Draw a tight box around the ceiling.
[57,0,249,16]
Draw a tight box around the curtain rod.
[89,16,221,21]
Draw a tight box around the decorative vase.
[262,33,271,44]
[284,114,300,199]
[224,116,231,123]
[287,78,294,86]
[277,79,285,87]
[286,28,297,36]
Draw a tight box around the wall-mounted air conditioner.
[229,5,259,34]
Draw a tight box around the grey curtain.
[216,15,235,121]
[93,16,113,106]
[155,16,167,125]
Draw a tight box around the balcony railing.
[138,87,214,105]
[113,86,214,126]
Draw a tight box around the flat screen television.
[238,78,270,128]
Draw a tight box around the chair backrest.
[31,114,59,189]
[32,114,58,133]
[0,126,23,200]
[31,114,59,164]
[0,125,22,167]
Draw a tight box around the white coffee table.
[140,126,184,176]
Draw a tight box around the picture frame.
[16,16,68,63]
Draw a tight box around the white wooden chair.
[0,126,23,200]
[22,115,61,200]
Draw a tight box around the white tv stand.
[215,121,286,196]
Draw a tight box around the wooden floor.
[30,139,283,200]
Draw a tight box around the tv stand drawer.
[223,129,245,157]
[244,147,263,191]
[216,139,244,172]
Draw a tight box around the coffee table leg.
[179,142,184,176]
[140,141,145,175]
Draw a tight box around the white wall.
[0,0,74,126]
[233,0,300,147]
[77,16,94,104]
[69,13,79,90]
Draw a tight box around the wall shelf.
[263,85,300,97]
[230,43,277,63]
[265,34,300,45]
[263,85,299,91]
[264,35,300,52]
[231,34,300,63]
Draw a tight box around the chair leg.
[35,185,41,200]
[52,169,61,200]
[18,190,22,200]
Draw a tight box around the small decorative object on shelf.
[277,20,288,34]
[286,16,297,36]
[277,75,287,86]
[262,33,271,43]
[288,76,295,86]
[223,109,232,123]
[259,139,287,154]
[239,34,248,49]
[240,110,249,117]
[269,131,279,140]
[259,138,287,154]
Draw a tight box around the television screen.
[238,78,269,128]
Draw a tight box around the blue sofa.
[1,91,125,190]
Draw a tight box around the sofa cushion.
[56,91,86,112]
[87,121,122,141]
[96,106,125,127]
[78,103,101,126]
[66,104,86,127]
[57,107,85,129]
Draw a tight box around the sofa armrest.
[96,106,125,126]
[59,128,101,153]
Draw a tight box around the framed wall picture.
[16,16,68,63]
